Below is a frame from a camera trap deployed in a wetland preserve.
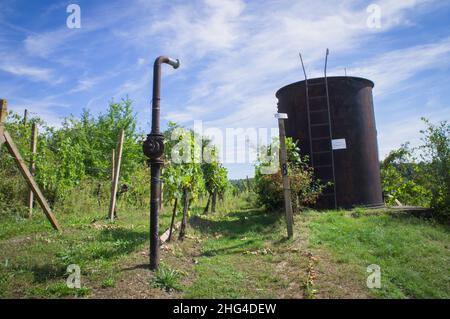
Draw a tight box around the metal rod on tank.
[299,53,314,167]
[323,49,338,209]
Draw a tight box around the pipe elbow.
[154,56,180,69]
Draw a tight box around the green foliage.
[1,113,42,209]
[230,178,255,194]
[162,122,205,203]
[419,118,450,221]
[77,99,145,180]
[101,278,116,288]
[351,207,365,218]
[380,118,449,222]
[380,143,431,207]
[27,282,91,298]
[36,126,86,202]
[0,98,146,208]
[151,265,183,292]
[201,142,229,204]
[254,137,325,212]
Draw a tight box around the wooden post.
[3,131,61,231]
[1,100,60,230]
[23,109,28,125]
[108,129,124,222]
[211,190,217,213]
[111,148,115,182]
[168,198,178,242]
[276,113,294,239]
[27,122,38,218]
[159,168,164,210]
[96,183,102,207]
[179,188,189,241]
[159,178,164,210]
[0,99,6,149]
[204,193,211,214]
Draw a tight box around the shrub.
[254,137,325,212]
[380,143,431,207]
[380,119,449,223]
[419,119,450,222]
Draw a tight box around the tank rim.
[276,76,374,98]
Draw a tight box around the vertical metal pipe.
[151,60,162,134]
[149,164,161,269]
[143,56,179,271]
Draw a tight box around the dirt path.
[89,212,372,299]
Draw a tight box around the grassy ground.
[305,209,450,298]
[0,197,449,299]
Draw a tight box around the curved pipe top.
[154,56,180,69]
[151,56,180,134]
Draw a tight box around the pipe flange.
[143,133,164,163]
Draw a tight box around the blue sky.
[0,0,449,179]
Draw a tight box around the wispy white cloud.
[0,61,57,83]
[158,0,440,129]
[346,37,450,96]
[1,0,449,178]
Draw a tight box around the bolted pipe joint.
[143,133,165,165]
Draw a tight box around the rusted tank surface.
[276,76,383,209]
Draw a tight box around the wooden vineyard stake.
[178,188,189,241]
[1,99,61,231]
[211,190,217,213]
[27,122,38,218]
[159,174,163,210]
[23,109,28,125]
[111,148,115,183]
[0,99,6,149]
[108,129,124,222]
[204,193,211,214]
[168,197,178,242]
[276,113,294,239]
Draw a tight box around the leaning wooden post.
[111,148,115,182]
[0,99,61,231]
[167,198,178,242]
[109,129,124,222]
[27,122,38,218]
[0,99,6,149]
[276,113,294,239]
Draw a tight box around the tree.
[419,118,449,221]
[254,137,325,212]
[1,98,147,206]
[380,143,431,207]
[201,144,228,213]
[380,118,449,222]
[162,123,205,240]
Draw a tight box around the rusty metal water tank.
[276,76,384,209]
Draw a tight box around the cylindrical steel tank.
[276,76,383,209]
